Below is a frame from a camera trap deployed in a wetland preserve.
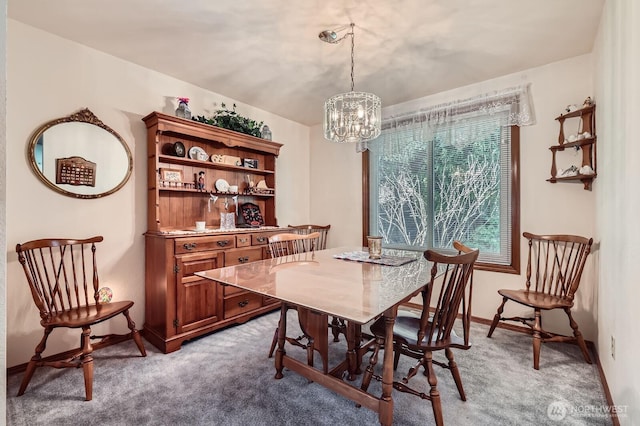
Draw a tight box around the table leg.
[298,308,329,374]
[346,322,362,380]
[275,303,287,379]
[378,307,396,426]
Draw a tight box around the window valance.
[382,84,535,131]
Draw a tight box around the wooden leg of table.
[378,308,396,426]
[275,303,287,379]
[355,323,363,375]
[346,322,363,380]
[299,309,329,374]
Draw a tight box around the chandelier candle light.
[320,23,381,152]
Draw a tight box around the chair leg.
[123,309,146,357]
[268,327,279,358]
[487,297,508,337]
[424,352,444,426]
[565,308,592,364]
[80,326,94,401]
[18,327,53,396]
[445,348,466,401]
[331,316,341,342]
[393,341,402,370]
[532,309,542,370]
[306,336,315,370]
[360,337,382,394]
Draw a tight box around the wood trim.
[587,341,621,426]
[142,111,283,156]
[361,150,370,247]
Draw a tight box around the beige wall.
[5,20,311,368]
[593,0,640,420]
[310,54,598,340]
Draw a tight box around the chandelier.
[320,23,381,152]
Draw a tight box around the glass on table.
[367,236,382,259]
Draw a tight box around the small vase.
[176,101,191,119]
[220,212,235,230]
[261,125,272,141]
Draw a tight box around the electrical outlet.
[611,335,615,359]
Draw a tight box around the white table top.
[196,247,433,324]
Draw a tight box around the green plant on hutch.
[193,103,263,137]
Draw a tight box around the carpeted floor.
[6,311,612,425]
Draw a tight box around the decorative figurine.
[197,171,205,190]
[583,96,593,107]
[176,97,191,119]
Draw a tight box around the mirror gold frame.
[28,109,133,199]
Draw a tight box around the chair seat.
[42,301,134,328]
[370,310,464,349]
[497,289,573,310]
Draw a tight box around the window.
[364,105,520,274]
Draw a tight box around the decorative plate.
[240,202,264,226]
[215,178,230,192]
[188,146,209,161]
[173,141,186,157]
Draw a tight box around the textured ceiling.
[9,0,604,126]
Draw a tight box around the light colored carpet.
[6,311,611,425]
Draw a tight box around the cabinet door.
[175,251,224,334]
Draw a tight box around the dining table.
[195,246,434,426]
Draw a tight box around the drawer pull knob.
[239,238,248,243]
[257,237,267,243]
[183,243,197,250]
[238,256,250,263]
[217,240,230,247]
[238,300,249,308]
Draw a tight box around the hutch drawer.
[224,292,263,319]
[236,234,251,247]
[224,247,263,266]
[175,235,236,254]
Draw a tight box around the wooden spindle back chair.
[287,224,331,250]
[15,236,146,401]
[452,240,475,349]
[266,232,332,372]
[361,247,479,426]
[267,232,321,258]
[487,232,593,369]
[286,224,346,342]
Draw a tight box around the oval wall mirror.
[28,109,133,199]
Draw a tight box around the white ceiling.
[9,0,604,126]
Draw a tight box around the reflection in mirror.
[28,109,133,199]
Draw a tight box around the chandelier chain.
[350,23,355,92]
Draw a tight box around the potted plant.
[193,103,263,137]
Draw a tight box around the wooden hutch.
[143,112,285,353]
